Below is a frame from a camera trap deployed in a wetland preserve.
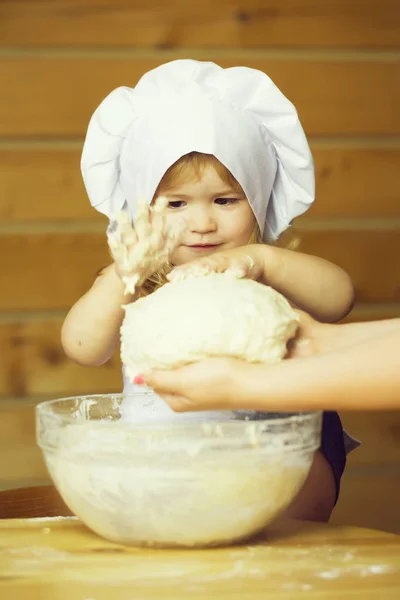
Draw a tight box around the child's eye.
[168,200,186,209]
[214,197,240,206]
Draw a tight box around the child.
[62,59,356,522]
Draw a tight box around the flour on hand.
[107,196,185,295]
[121,273,299,378]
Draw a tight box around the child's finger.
[168,263,211,282]
[114,211,136,247]
[226,255,255,279]
[134,202,152,241]
[225,258,247,278]
[122,272,140,295]
[225,266,247,278]
[121,227,137,249]
[107,231,131,269]
[149,211,166,250]
[152,195,169,213]
[241,254,256,275]
[150,200,170,252]
[168,256,223,281]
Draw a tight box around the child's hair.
[139,152,263,297]
[153,151,246,198]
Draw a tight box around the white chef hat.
[81,59,314,241]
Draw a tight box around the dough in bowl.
[121,273,299,378]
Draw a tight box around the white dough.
[121,273,299,379]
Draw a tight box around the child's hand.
[167,246,264,283]
[107,197,185,295]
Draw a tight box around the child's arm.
[61,264,134,366]
[170,244,354,322]
[62,199,183,367]
[253,244,355,322]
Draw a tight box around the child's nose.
[188,208,217,233]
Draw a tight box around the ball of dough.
[121,273,299,378]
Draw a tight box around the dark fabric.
[320,411,346,504]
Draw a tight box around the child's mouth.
[188,244,220,251]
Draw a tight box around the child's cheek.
[169,246,186,266]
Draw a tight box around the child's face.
[159,166,256,266]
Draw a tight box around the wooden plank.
[0,401,49,484]
[0,149,103,222]
[308,146,400,218]
[1,146,400,222]
[0,232,110,311]
[1,315,399,398]
[340,412,400,466]
[0,310,398,397]
[0,56,399,137]
[0,485,72,518]
[0,320,121,398]
[1,1,399,49]
[292,229,400,304]
[2,230,398,310]
[342,305,400,323]
[331,471,400,534]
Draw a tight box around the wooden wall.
[0,1,399,532]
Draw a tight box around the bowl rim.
[36,393,322,428]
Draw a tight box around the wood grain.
[0,517,399,599]
[0,485,72,518]
[340,412,400,466]
[332,470,400,534]
[0,401,49,484]
[1,146,400,222]
[0,149,100,222]
[1,312,399,399]
[1,230,399,310]
[1,0,399,48]
[309,146,400,218]
[293,229,400,304]
[0,232,110,311]
[0,320,121,398]
[1,56,399,138]
[341,305,400,323]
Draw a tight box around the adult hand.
[135,310,322,412]
[136,357,248,412]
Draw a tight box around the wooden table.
[0,516,399,599]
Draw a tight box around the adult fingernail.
[134,374,145,385]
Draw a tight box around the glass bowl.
[36,394,322,548]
